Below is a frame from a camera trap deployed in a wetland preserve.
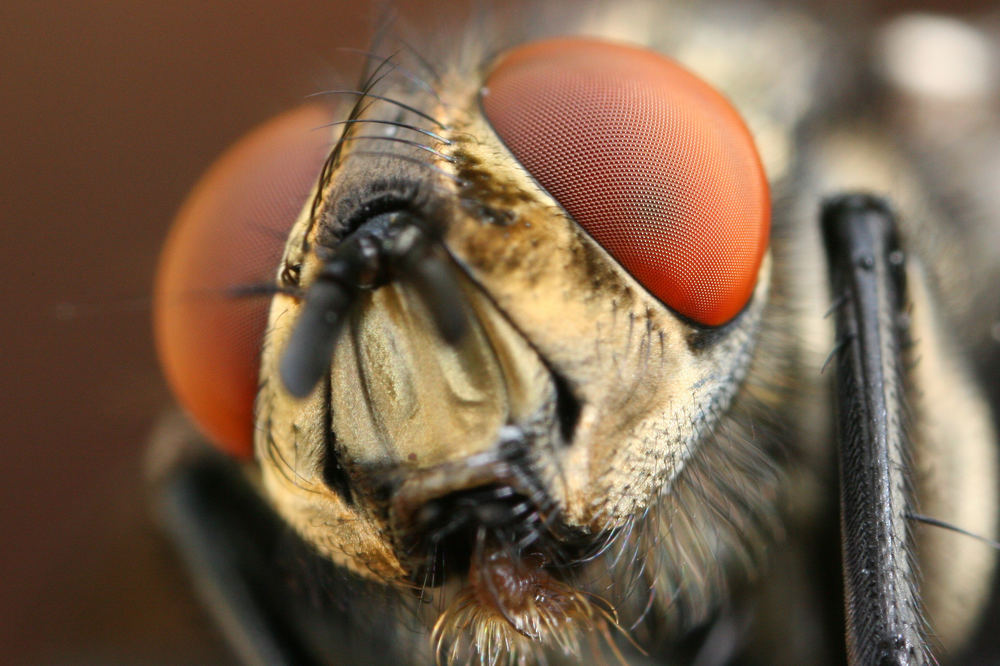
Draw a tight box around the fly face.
[253,34,778,657]
[152,2,1000,664]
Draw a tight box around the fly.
[150,2,1000,664]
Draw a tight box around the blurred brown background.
[0,1,992,664]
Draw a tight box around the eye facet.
[154,105,332,458]
[482,38,770,326]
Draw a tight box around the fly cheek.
[480,38,770,328]
[153,105,333,458]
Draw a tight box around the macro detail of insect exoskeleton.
[150,1,1000,664]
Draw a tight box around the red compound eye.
[154,105,332,458]
[482,38,769,326]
